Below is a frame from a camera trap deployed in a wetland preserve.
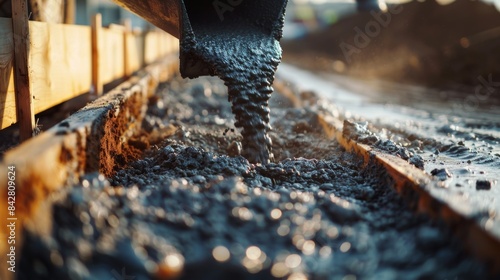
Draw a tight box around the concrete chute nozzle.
[112,0,288,78]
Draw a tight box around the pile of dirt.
[282,0,500,87]
[18,76,492,279]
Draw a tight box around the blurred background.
[281,0,500,89]
[72,0,500,90]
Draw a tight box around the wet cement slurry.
[19,77,492,280]
[181,4,285,164]
[277,64,500,235]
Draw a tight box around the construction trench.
[0,58,497,279]
[1,1,500,280]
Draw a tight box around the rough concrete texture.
[180,0,288,164]
[18,76,494,280]
[276,63,500,250]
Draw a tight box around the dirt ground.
[282,0,500,88]
[18,75,493,279]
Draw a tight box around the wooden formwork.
[0,13,178,138]
[0,56,179,280]
[274,80,500,274]
[334,129,500,273]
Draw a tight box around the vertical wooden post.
[157,30,161,59]
[141,28,148,68]
[157,28,162,60]
[91,13,102,96]
[160,31,165,57]
[64,0,76,24]
[122,18,132,78]
[11,0,35,141]
[165,33,170,55]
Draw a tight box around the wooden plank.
[106,0,181,39]
[160,32,167,57]
[158,31,164,58]
[92,14,103,96]
[0,17,16,129]
[123,18,132,77]
[2,19,179,133]
[314,112,500,272]
[29,21,92,113]
[11,0,35,141]
[2,19,93,130]
[144,31,159,64]
[335,129,500,271]
[1,17,180,133]
[163,32,170,56]
[125,32,145,75]
[100,27,125,84]
[168,33,176,54]
[162,32,169,56]
[64,0,76,24]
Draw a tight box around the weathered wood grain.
[12,0,34,140]
[29,21,92,113]
[0,17,16,129]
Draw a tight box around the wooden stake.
[141,30,147,68]
[64,0,76,24]
[123,18,132,77]
[11,0,35,141]
[91,14,102,96]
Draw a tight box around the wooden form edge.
[318,114,500,273]
[11,0,35,141]
[0,56,179,280]
[273,79,500,273]
[91,13,103,96]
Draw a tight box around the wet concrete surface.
[19,76,494,279]
[180,0,287,164]
[277,64,500,238]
